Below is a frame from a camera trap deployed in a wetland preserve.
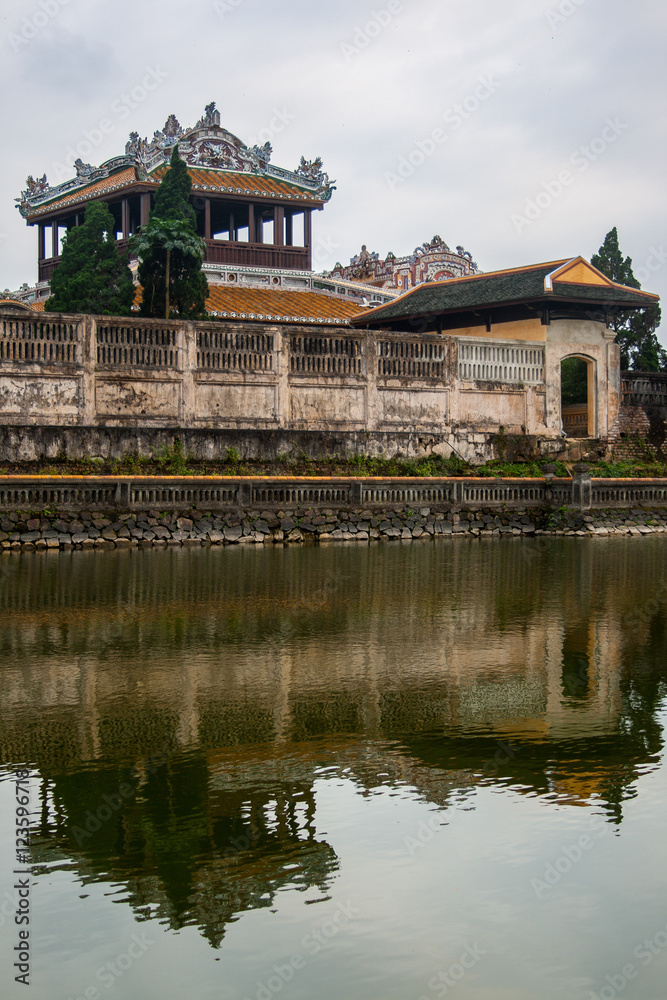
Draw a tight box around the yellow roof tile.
[25,168,139,219]
[152,165,323,201]
[205,286,364,324]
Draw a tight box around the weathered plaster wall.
[0,311,620,463]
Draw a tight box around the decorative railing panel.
[462,481,547,504]
[562,404,588,437]
[290,335,364,376]
[550,483,573,505]
[0,317,81,364]
[96,324,181,369]
[377,339,447,379]
[458,341,545,384]
[0,483,118,509]
[621,373,667,407]
[130,483,239,507]
[252,484,351,505]
[361,483,455,504]
[196,329,273,371]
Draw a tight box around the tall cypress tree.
[46,201,134,315]
[131,146,208,319]
[591,228,665,371]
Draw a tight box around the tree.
[131,145,208,319]
[46,201,134,315]
[591,227,666,371]
[131,219,208,319]
[561,357,588,405]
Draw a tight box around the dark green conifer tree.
[131,145,208,319]
[591,228,665,371]
[45,201,134,315]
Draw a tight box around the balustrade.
[377,339,446,378]
[0,316,81,364]
[196,329,273,371]
[290,335,364,375]
[96,323,181,369]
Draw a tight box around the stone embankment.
[2,506,666,553]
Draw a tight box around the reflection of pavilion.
[3,540,666,941]
[29,754,339,948]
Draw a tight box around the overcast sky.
[1,0,665,338]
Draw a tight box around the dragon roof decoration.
[16,102,335,216]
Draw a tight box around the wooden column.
[121,198,130,240]
[285,212,293,247]
[204,199,211,240]
[51,222,59,259]
[140,193,151,227]
[255,207,263,244]
[229,212,235,241]
[274,206,285,246]
[304,210,312,269]
[247,203,255,244]
[37,224,45,262]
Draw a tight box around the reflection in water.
[0,538,666,953]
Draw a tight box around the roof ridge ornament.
[16,102,336,215]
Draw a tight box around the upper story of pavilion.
[16,103,334,283]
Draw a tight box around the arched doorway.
[561,356,596,437]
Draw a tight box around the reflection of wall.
[2,540,662,773]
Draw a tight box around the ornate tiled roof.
[351,258,659,326]
[23,168,138,219]
[205,286,363,325]
[151,165,325,201]
[17,101,335,219]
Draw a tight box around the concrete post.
[275,326,290,428]
[365,331,379,432]
[181,321,197,427]
[81,315,96,425]
[572,462,592,510]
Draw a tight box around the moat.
[1,538,666,1000]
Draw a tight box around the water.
[1,537,666,1000]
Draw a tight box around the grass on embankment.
[1,443,667,479]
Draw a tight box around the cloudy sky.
[1,0,665,337]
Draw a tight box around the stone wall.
[0,311,621,464]
[2,503,666,554]
[617,372,667,458]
